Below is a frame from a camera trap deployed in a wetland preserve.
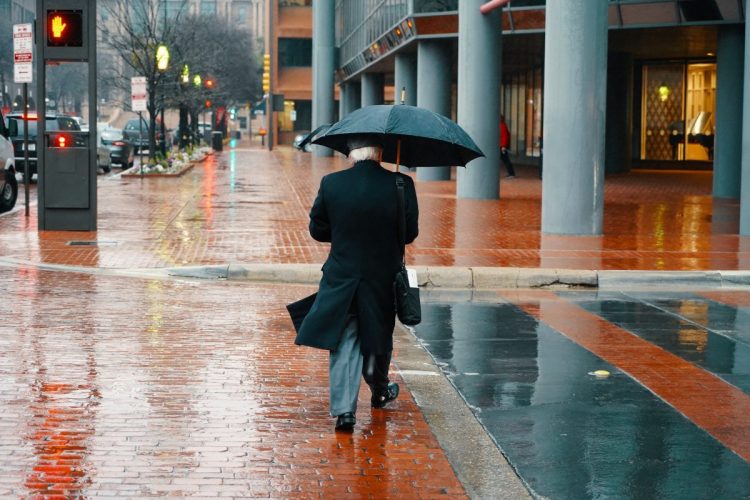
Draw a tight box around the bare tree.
[99,0,188,158]
[100,0,260,152]
[169,14,260,144]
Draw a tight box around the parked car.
[72,116,88,132]
[99,125,133,168]
[0,109,18,213]
[96,134,112,173]
[5,112,81,182]
[123,117,169,153]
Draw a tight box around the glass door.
[641,63,685,161]
[685,63,716,161]
[640,61,716,162]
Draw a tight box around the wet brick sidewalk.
[0,268,465,497]
[2,145,749,271]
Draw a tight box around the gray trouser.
[329,315,363,416]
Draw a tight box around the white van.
[0,110,18,213]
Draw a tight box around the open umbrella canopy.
[311,105,484,167]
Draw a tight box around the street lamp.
[156,44,170,155]
[181,64,190,86]
[156,44,170,72]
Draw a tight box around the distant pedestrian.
[293,136,419,432]
[500,115,516,178]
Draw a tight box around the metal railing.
[336,0,409,67]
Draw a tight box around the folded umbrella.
[295,123,332,152]
[312,105,484,167]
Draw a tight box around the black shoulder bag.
[393,176,421,326]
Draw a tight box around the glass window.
[237,5,248,22]
[280,0,312,6]
[508,0,546,6]
[166,1,184,19]
[278,38,312,67]
[413,0,458,13]
[201,1,217,15]
[620,3,678,25]
[685,63,716,161]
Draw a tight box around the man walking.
[500,115,516,178]
[294,137,419,432]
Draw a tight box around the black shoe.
[335,412,355,431]
[371,383,399,408]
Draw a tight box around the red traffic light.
[205,100,212,108]
[205,79,214,89]
[47,10,83,47]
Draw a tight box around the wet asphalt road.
[413,289,750,500]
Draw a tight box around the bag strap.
[396,176,406,264]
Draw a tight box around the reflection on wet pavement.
[564,290,750,394]
[3,149,750,271]
[413,291,750,499]
[0,269,464,497]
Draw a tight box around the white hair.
[348,146,382,163]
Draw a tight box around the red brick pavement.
[1,145,748,271]
[1,268,466,497]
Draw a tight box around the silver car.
[0,110,18,213]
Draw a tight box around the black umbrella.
[311,105,484,167]
[294,123,332,152]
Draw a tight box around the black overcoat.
[294,160,419,355]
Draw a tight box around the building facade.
[258,0,316,146]
[310,0,750,234]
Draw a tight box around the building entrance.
[640,61,716,163]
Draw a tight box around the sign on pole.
[131,76,147,112]
[13,23,33,83]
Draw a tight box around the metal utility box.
[36,0,97,231]
[43,131,89,209]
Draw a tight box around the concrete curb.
[596,270,738,289]
[2,257,750,289]
[181,264,750,289]
[183,263,601,289]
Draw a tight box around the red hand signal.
[51,15,67,38]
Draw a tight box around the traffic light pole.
[23,83,29,216]
[36,0,97,231]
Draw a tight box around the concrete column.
[394,53,417,105]
[741,22,750,233]
[417,40,452,181]
[715,26,744,200]
[361,73,384,107]
[339,81,361,120]
[338,84,349,121]
[457,0,501,199]
[312,0,335,157]
[541,0,608,235]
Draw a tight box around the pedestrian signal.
[47,10,83,47]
